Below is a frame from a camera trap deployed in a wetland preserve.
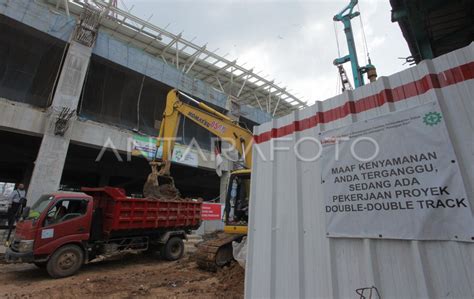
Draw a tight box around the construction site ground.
[0,236,244,298]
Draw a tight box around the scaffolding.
[47,0,308,117]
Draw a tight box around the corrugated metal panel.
[247,43,474,299]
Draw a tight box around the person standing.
[8,183,27,227]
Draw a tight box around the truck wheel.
[46,244,84,278]
[162,237,184,261]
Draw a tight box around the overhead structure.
[333,0,377,89]
[49,0,308,117]
[390,0,473,64]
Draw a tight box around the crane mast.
[333,0,377,88]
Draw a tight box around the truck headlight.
[17,240,34,253]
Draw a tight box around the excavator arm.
[155,89,253,176]
[144,89,253,198]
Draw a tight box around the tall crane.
[333,0,377,89]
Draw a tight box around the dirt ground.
[0,253,244,298]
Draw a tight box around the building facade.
[0,0,304,233]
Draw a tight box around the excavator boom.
[144,89,253,197]
[156,90,252,174]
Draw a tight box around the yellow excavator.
[143,89,253,271]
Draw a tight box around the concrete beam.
[0,99,46,136]
[0,98,224,173]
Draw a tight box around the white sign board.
[321,101,474,241]
[171,143,199,168]
[41,228,54,239]
[132,135,199,167]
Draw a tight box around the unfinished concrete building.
[0,0,306,229]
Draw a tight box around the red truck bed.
[82,187,202,236]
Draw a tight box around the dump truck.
[5,187,202,278]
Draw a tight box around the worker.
[7,183,27,227]
[5,183,27,244]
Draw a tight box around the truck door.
[34,198,92,254]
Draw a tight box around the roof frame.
[48,0,308,117]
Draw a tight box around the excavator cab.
[195,169,250,271]
[224,169,250,234]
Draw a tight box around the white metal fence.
[247,43,474,298]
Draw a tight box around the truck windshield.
[28,195,55,219]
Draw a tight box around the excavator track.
[195,233,243,272]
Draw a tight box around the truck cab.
[6,192,94,275]
[5,187,202,278]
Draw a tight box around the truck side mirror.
[21,206,30,219]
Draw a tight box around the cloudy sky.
[123,0,411,105]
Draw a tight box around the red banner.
[202,203,222,221]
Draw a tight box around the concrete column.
[21,162,34,188]
[27,41,93,203]
[206,171,229,233]
[219,171,230,205]
[195,170,229,235]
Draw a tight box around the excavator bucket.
[143,161,181,200]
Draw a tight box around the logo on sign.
[423,112,442,126]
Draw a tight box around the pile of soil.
[215,262,245,295]
[0,253,244,298]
